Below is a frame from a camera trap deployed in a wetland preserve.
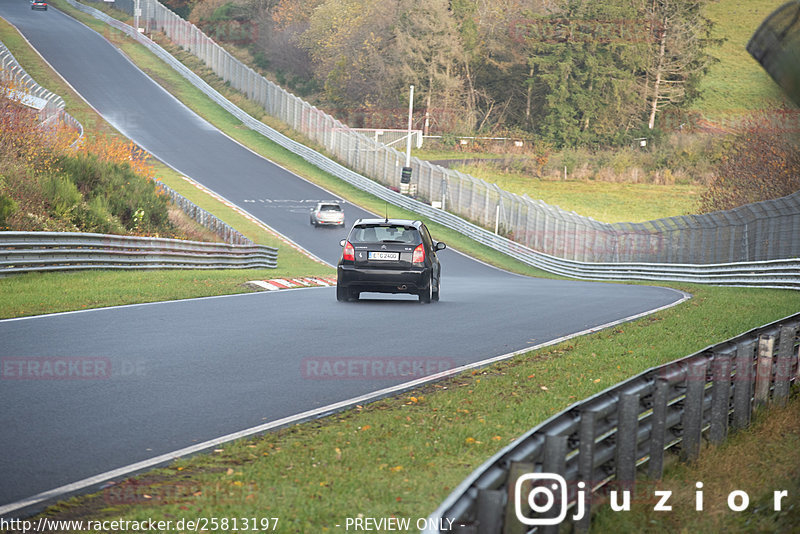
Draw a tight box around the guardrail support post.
[773,325,798,405]
[796,339,800,382]
[755,334,776,407]
[503,462,534,534]
[710,352,732,444]
[732,340,756,429]
[476,489,504,534]
[681,360,707,462]
[574,410,597,533]
[648,379,670,479]
[615,393,639,490]
[540,434,568,534]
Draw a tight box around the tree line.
[175,0,717,147]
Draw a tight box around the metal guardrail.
[155,182,252,245]
[60,0,800,289]
[0,232,277,275]
[0,40,84,147]
[423,314,800,533]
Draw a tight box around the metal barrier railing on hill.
[155,182,252,245]
[81,0,800,266]
[0,232,277,275]
[0,40,83,146]
[423,314,800,533]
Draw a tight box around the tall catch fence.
[94,0,800,265]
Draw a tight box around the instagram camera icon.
[514,473,568,526]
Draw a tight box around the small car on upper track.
[309,202,345,227]
[336,218,445,303]
[31,0,47,10]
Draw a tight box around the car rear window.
[320,204,341,211]
[349,225,421,244]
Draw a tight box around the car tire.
[419,277,433,304]
[432,277,440,302]
[336,284,349,302]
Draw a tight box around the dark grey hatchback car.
[336,218,446,303]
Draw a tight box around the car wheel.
[419,277,433,304]
[336,284,349,302]
[432,277,440,302]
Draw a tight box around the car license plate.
[368,251,399,261]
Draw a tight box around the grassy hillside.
[694,0,794,116]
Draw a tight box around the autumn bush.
[700,114,800,212]
[0,82,174,235]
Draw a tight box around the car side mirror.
[339,239,346,247]
[435,242,447,251]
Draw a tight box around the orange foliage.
[0,84,74,174]
[700,113,800,212]
[271,0,322,29]
[77,135,155,181]
[1,77,154,182]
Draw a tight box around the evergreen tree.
[526,1,645,146]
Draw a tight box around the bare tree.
[645,0,716,130]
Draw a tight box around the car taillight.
[412,243,425,263]
[343,241,355,261]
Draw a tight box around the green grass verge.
[0,269,275,319]
[36,286,799,531]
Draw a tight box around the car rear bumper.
[337,265,430,293]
